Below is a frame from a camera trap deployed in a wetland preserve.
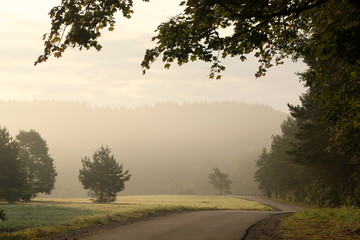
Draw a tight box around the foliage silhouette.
[209,168,232,195]
[79,145,131,202]
[16,130,57,200]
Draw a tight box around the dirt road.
[80,197,302,240]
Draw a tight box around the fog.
[0,101,287,197]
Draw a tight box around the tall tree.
[255,118,301,199]
[255,93,358,206]
[79,145,131,202]
[16,130,57,200]
[269,118,300,198]
[0,126,28,204]
[289,92,355,206]
[208,168,232,195]
[254,148,274,197]
[296,1,360,162]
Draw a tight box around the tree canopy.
[255,118,302,199]
[35,0,149,66]
[208,167,232,195]
[16,130,57,200]
[255,94,359,206]
[0,127,27,204]
[79,145,131,202]
[0,127,57,203]
[36,0,358,77]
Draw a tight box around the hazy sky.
[1,0,307,112]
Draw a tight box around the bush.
[304,180,341,207]
[0,209,7,221]
[286,188,306,203]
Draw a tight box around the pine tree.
[79,146,131,202]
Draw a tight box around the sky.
[0,0,307,112]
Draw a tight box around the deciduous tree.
[296,1,360,162]
[208,168,232,195]
[36,0,358,76]
[0,127,28,204]
[16,130,57,200]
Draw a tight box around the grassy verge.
[263,196,308,208]
[0,195,270,240]
[280,207,360,240]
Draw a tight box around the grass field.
[280,207,360,240]
[0,195,269,240]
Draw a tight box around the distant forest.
[0,101,287,197]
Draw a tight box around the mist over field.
[0,101,287,197]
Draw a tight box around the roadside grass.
[0,195,269,240]
[263,196,308,208]
[280,207,360,240]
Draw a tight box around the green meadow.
[0,195,269,240]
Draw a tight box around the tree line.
[0,127,130,209]
[254,0,359,207]
[1,101,282,197]
[255,96,359,207]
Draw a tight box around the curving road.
[239,196,304,212]
[80,196,303,240]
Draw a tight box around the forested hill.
[0,101,287,197]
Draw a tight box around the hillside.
[0,101,287,197]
